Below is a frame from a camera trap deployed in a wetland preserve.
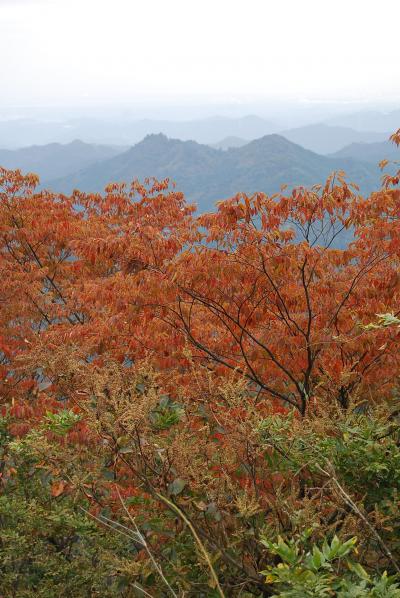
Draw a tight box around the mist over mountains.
[277,124,388,154]
[0,107,398,214]
[0,115,276,149]
[326,109,400,132]
[0,107,397,152]
[45,134,382,212]
[331,140,400,162]
[0,140,126,181]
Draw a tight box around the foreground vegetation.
[0,131,400,596]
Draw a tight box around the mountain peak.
[48,131,380,215]
[244,133,305,150]
[141,133,170,144]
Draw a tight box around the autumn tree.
[149,172,400,415]
[0,172,195,406]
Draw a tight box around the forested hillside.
[49,133,381,211]
[0,140,125,182]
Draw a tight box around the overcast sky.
[1,0,399,108]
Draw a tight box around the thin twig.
[81,505,178,597]
[315,463,400,574]
[155,492,226,598]
[116,486,178,598]
[132,583,156,597]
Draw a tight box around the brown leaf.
[51,480,66,497]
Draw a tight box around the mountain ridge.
[278,124,389,154]
[0,140,126,182]
[0,115,277,148]
[325,109,400,132]
[331,139,400,163]
[47,133,381,212]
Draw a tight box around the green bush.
[0,418,142,597]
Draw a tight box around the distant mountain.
[331,140,400,163]
[0,115,276,147]
[211,136,248,150]
[0,140,126,182]
[50,135,220,206]
[325,110,400,133]
[279,124,388,154]
[49,134,381,212]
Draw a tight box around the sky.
[1,0,400,110]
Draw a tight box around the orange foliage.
[1,136,400,417]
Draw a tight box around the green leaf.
[347,560,370,581]
[310,546,324,570]
[168,478,186,496]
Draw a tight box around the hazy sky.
[1,0,400,108]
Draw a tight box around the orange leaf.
[51,480,66,497]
